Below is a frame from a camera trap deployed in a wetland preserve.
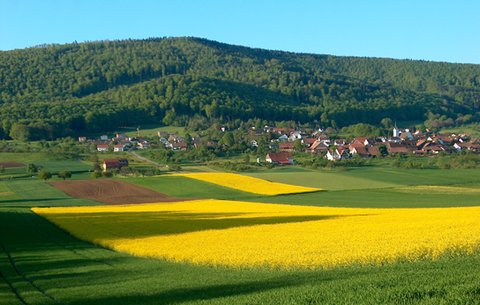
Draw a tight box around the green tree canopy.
[37,170,52,181]
[58,170,72,180]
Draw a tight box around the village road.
[129,151,164,167]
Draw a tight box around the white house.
[97,144,109,152]
[113,144,125,152]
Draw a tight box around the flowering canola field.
[32,200,480,270]
[174,173,322,195]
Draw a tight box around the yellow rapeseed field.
[33,200,480,270]
[396,185,480,195]
[173,173,322,195]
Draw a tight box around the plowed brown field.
[0,162,26,168]
[48,180,192,205]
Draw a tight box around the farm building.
[265,152,294,165]
[103,159,129,171]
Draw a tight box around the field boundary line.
[0,239,62,304]
[0,211,67,304]
[0,259,28,305]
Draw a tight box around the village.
[80,123,480,168]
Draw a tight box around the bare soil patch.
[48,180,193,205]
[0,162,26,168]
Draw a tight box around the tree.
[221,131,235,147]
[102,170,113,178]
[9,123,30,142]
[294,139,304,152]
[243,154,250,164]
[92,152,102,171]
[381,118,393,129]
[58,170,72,180]
[0,165,4,173]
[37,170,52,181]
[91,171,102,179]
[27,163,42,173]
[326,161,336,171]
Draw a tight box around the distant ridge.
[0,37,479,140]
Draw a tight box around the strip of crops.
[33,200,480,270]
[174,173,322,195]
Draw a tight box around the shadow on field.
[72,273,347,305]
[37,211,352,240]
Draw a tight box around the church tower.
[393,120,400,138]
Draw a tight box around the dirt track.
[0,162,26,168]
[48,180,192,205]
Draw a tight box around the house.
[137,141,150,149]
[422,143,444,154]
[302,138,317,148]
[278,142,295,152]
[116,134,127,140]
[78,136,86,142]
[193,141,202,149]
[399,131,415,141]
[402,140,419,152]
[386,142,408,154]
[288,130,307,142]
[269,143,279,150]
[251,140,259,147]
[326,149,350,161]
[454,142,480,152]
[158,131,169,137]
[432,135,451,145]
[168,135,184,143]
[349,143,366,151]
[351,146,380,158]
[333,139,346,146]
[102,159,128,171]
[113,144,125,152]
[97,144,109,152]
[350,146,370,158]
[367,146,380,156]
[273,128,286,134]
[172,141,187,151]
[100,135,108,141]
[265,152,294,165]
[278,134,289,142]
[305,141,329,154]
[318,135,331,145]
[352,137,375,146]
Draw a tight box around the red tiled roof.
[266,152,293,163]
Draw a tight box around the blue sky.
[1,0,479,64]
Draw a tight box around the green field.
[1,164,480,304]
[243,166,480,190]
[0,152,68,162]
[120,124,190,139]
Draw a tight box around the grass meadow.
[1,163,480,304]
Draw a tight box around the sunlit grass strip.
[173,173,322,195]
[33,201,480,270]
[396,185,480,195]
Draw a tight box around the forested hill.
[1,36,480,140]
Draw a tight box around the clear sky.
[1,0,479,64]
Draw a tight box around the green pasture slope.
[242,167,480,208]
[1,168,480,304]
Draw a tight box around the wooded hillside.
[1,37,479,140]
